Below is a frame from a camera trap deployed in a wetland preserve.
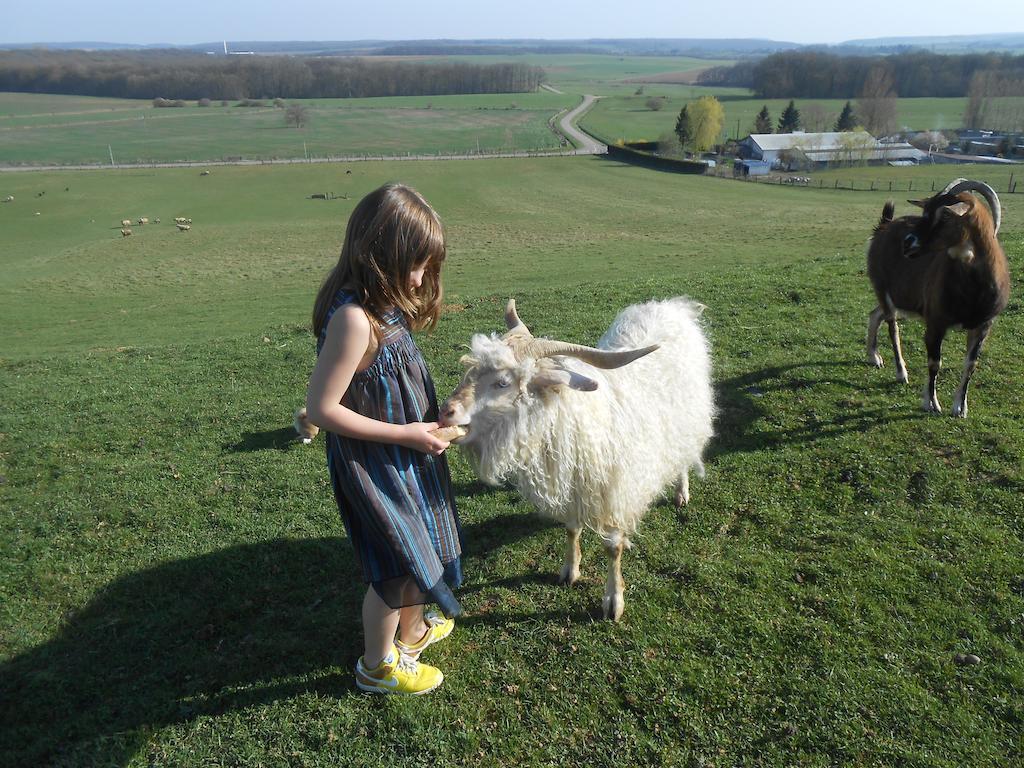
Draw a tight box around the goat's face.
[439,335,599,443]
[904,192,976,259]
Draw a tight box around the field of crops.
[2,153,1022,766]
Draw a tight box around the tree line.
[698,50,1024,99]
[0,50,545,100]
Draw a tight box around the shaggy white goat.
[121,218,131,227]
[440,297,714,620]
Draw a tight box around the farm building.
[738,131,926,169]
[733,159,772,177]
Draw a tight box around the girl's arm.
[306,304,449,455]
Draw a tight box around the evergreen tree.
[777,100,801,133]
[675,105,692,151]
[834,101,856,131]
[754,104,773,133]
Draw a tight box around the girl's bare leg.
[398,603,428,645]
[362,586,401,668]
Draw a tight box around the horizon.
[4,0,1024,48]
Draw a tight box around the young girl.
[306,183,463,695]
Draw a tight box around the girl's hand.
[399,421,450,456]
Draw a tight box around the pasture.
[580,93,1024,144]
[1,157,1023,767]
[0,91,575,166]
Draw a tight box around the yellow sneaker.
[395,611,455,660]
[355,645,443,695]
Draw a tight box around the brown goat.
[866,179,1010,417]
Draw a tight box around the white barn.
[738,131,926,168]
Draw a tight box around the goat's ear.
[940,202,971,219]
[908,198,925,208]
[529,368,598,393]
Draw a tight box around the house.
[737,131,925,168]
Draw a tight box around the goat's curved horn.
[942,179,1001,234]
[503,298,532,336]
[514,339,660,369]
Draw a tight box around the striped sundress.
[317,290,463,618]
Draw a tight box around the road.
[557,95,606,155]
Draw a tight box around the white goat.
[121,219,131,227]
[440,298,714,620]
[3,195,14,203]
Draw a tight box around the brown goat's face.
[904,192,974,259]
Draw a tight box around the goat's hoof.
[951,405,967,419]
[674,489,689,508]
[922,399,942,414]
[896,371,909,384]
[557,566,579,586]
[602,593,624,622]
[868,353,884,368]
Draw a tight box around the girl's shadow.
[1,513,545,766]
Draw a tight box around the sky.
[4,0,1023,46]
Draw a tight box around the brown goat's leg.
[952,322,992,419]
[867,306,885,368]
[558,526,582,586]
[887,316,909,383]
[922,325,946,413]
[601,532,626,622]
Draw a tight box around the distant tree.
[753,104,773,134]
[645,97,664,111]
[675,105,692,151]
[285,102,310,128]
[777,100,801,133]
[857,66,898,136]
[834,101,857,131]
[802,102,832,132]
[688,95,726,153]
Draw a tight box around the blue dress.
[317,290,463,618]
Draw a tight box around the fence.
[709,168,1020,195]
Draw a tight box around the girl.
[306,183,463,695]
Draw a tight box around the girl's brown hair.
[312,183,446,338]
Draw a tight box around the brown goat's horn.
[942,179,1001,234]
[513,339,660,369]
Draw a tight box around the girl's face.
[408,264,426,290]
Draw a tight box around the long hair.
[312,183,446,337]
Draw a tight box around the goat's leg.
[675,468,690,508]
[952,322,992,418]
[922,324,946,413]
[601,531,626,622]
[867,306,885,368]
[887,315,909,383]
[557,526,581,586]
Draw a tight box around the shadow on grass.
[709,359,922,459]
[225,426,299,452]
[0,512,546,766]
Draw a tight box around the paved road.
[557,95,607,155]
[0,95,606,172]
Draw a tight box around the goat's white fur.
[444,297,714,619]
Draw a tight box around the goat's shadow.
[0,511,549,767]
[708,359,922,460]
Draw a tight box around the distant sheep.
[121,219,131,227]
[176,223,191,231]
[2,195,13,203]
[153,218,160,224]
[121,228,133,237]
[137,217,149,225]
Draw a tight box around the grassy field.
[0,91,577,165]
[2,157,1023,767]
[581,94,1024,144]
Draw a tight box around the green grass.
[2,157,1023,767]
[0,92,578,165]
[582,94,1024,143]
